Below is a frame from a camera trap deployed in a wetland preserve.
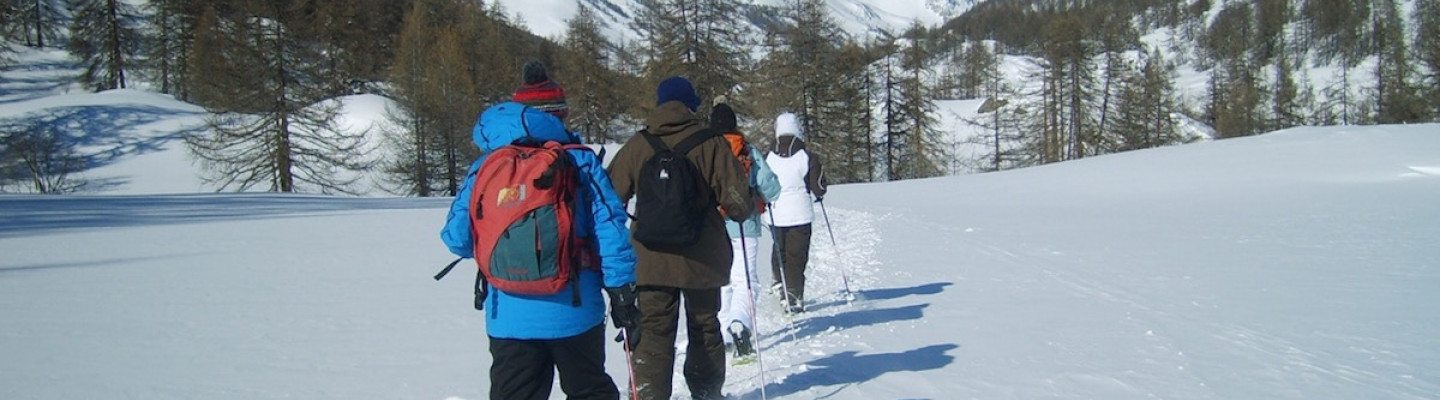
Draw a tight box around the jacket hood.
[645,101,703,137]
[472,101,578,152]
[775,112,802,139]
[774,135,807,157]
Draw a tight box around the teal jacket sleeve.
[751,146,782,202]
[570,148,637,288]
[440,157,485,258]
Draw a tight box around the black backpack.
[632,129,717,249]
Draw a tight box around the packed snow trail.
[717,206,888,399]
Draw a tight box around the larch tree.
[1112,48,1184,152]
[1302,0,1371,125]
[184,1,370,194]
[302,0,407,95]
[1036,13,1097,161]
[383,0,479,197]
[1417,0,1440,118]
[561,3,626,144]
[633,0,752,107]
[960,41,1030,172]
[1203,1,1266,138]
[958,39,998,100]
[1370,0,1429,124]
[751,0,850,181]
[141,0,203,98]
[12,0,64,48]
[67,0,145,91]
[892,23,946,179]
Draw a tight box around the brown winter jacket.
[606,101,754,289]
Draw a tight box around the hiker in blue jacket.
[441,101,640,400]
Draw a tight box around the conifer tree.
[383,0,480,197]
[1036,14,1097,161]
[1,1,18,66]
[1270,53,1304,130]
[893,23,946,179]
[1417,0,1440,118]
[1112,48,1183,151]
[1203,1,1266,137]
[961,44,1029,173]
[1094,10,1134,149]
[958,40,999,100]
[141,0,198,98]
[1370,0,1429,123]
[1254,0,1291,64]
[184,1,370,194]
[633,0,751,103]
[12,0,64,48]
[67,0,145,91]
[561,4,626,144]
[826,40,877,182]
[295,0,408,95]
[1302,0,1371,125]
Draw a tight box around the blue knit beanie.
[655,76,701,112]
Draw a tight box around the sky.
[4,44,1440,399]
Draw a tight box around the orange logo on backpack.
[495,184,525,208]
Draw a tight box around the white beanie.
[775,112,802,139]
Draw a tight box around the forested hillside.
[2,0,1437,194]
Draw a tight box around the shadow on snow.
[0,194,448,238]
[749,344,959,399]
[0,253,205,274]
[774,303,929,343]
[851,282,952,302]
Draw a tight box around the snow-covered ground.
[5,32,1440,400]
[4,122,1438,399]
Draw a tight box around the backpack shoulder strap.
[638,130,669,152]
[673,128,718,156]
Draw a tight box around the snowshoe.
[729,321,754,357]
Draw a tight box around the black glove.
[605,284,641,349]
[813,195,824,203]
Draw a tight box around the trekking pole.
[621,329,639,400]
[766,207,799,341]
[818,200,854,301]
[739,233,769,400]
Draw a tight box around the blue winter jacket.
[726,145,782,239]
[440,102,637,340]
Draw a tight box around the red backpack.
[467,140,596,302]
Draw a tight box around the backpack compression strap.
[674,129,718,156]
[638,129,718,156]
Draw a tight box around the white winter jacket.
[765,113,826,227]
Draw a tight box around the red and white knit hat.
[512,60,569,120]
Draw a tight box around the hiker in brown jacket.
[606,76,753,400]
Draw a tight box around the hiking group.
[439,61,827,400]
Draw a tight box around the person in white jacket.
[711,102,781,357]
[764,112,826,313]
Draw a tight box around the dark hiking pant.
[489,323,619,400]
[634,286,725,400]
[771,223,812,308]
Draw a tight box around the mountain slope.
[497,0,979,42]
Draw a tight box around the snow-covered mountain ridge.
[497,0,980,43]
